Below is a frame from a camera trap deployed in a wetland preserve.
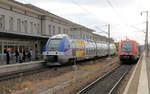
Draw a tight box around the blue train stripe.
[44,39,50,52]
[58,36,67,52]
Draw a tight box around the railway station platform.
[0,60,44,75]
[123,53,150,94]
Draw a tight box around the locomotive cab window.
[121,42,133,52]
[48,39,61,51]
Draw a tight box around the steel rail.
[76,65,121,94]
[108,70,128,94]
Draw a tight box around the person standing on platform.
[15,49,19,63]
[19,49,23,63]
[6,48,11,64]
[28,49,32,61]
[22,49,26,62]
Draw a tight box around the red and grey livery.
[118,40,140,62]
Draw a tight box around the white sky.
[17,0,150,44]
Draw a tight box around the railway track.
[0,65,50,81]
[0,56,113,82]
[77,64,132,94]
[0,56,118,94]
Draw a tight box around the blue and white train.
[43,34,116,65]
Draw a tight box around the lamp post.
[95,24,111,57]
[108,24,110,57]
[141,11,149,57]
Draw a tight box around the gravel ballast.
[0,56,119,94]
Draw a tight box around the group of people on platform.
[5,48,32,64]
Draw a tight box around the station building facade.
[0,0,100,64]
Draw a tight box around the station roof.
[0,0,44,15]
[0,31,49,40]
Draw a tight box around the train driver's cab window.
[122,42,133,52]
[48,39,61,51]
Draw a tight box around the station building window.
[2,41,30,55]
[9,17,14,31]
[24,20,28,33]
[63,28,65,34]
[83,34,85,39]
[17,19,21,32]
[66,29,68,34]
[30,22,33,34]
[37,23,40,34]
[49,25,51,35]
[53,26,55,35]
[0,17,2,29]
[8,42,15,54]
[34,23,37,34]
[4,43,7,54]
[80,31,82,39]
[0,15,5,30]
[58,27,61,34]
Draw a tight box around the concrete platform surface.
[123,53,150,94]
[0,60,44,75]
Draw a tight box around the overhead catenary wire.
[95,26,108,34]
[71,0,143,34]
[70,0,94,17]
[106,0,144,31]
[70,0,110,36]
[21,0,144,33]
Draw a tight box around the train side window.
[86,48,88,56]
[88,47,90,55]
[75,43,77,51]
[89,46,90,55]
[75,43,77,56]
[86,47,87,56]
[72,43,75,56]
[84,46,86,56]
[76,44,78,51]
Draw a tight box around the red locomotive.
[118,40,139,62]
